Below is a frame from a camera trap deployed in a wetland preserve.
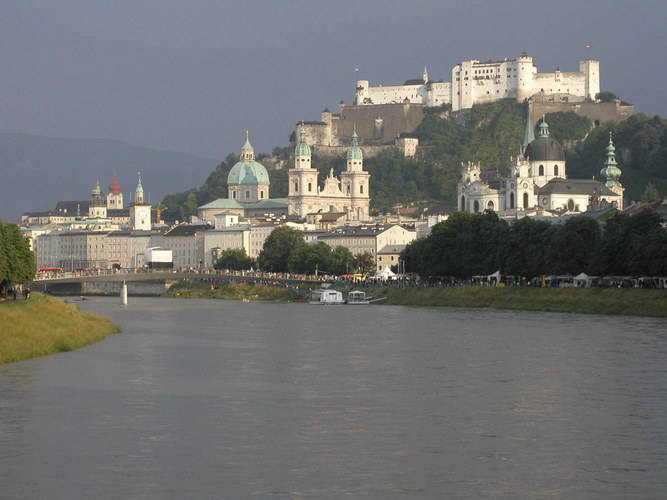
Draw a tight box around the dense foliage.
[213,248,254,271]
[0,220,37,293]
[402,210,667,279]
[256,227,376,275]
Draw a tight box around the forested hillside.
[160,100,666,221]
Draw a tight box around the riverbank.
[163,282,303,301]
[165,281,667,317]
[0,294,121,364]
[372,286,667,317]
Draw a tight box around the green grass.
[164,282,303,302]
[0,294,121,364]
[372,286,667,317]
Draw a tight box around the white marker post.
[120,281,128,306]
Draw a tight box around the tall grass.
[0,294,120,364]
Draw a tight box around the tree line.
[401,210,667,280]
[0,220,36,294]
[213,227,376,276]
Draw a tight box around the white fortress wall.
[351,54,601,119]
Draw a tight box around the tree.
[330,246,355,276]
[0,220,36,293]
[289,242,332,275]
[257,226,307,272]
[213,248,254,271]
[595,91,618,102]
[354,251,376,276]
[499,217,552,279]
[596,210,667,276]
[546,217,600,275]
[641,182,661,203]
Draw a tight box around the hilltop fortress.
[356,51,600,111]
[299,51,633,155]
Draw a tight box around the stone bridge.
[31,270,322,296]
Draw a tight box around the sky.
[1,0,665,162]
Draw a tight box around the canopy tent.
[487,270,501,284]
[574,272,592,287]
[375,266,396,280]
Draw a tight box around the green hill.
[161,100,666,220]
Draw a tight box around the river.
[1,297,666,498]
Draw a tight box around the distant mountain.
[0,133,218,223]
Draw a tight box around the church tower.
[340,128,370,220]
[89,181,107,219]
[288,127,320,216]
[600,132,624,208]
[129,173,151,231]
[107,174,123,210]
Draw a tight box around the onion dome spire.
[92,180,102,196]
[600,132,622,188]
[346,125,363,160]
[295,124,311,156]
[109,174,121,195]
[136,172,144,193]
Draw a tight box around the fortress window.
[539,165,544,176]
[308,182,312,192]
[360,185,364,194]
[245,191,250,199]
[294,181,299,192]
[554,165,559,176]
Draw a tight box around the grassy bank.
[165,281,666,317]
[372,286,667,317]
[0,294,121,364]
[164,282,304,302]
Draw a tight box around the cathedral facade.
[288,127,370,220]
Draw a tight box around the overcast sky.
[1,0,665,161]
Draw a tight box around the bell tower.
[129,173,151,231]
[288,126,320,216]
[340,128,370,220]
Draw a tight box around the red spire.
[109,175,121,195]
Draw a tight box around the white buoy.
[120,281,128,306]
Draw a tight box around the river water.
[1,297,666,499]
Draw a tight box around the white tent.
[574,272,591,288]
[375,266,396,280]
[487,270,501,284]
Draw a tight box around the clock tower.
[129,173,152,231]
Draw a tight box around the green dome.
[347,131,363,160]
[227,160,270,185]
[92,180,102,195]
[227,134,269,185]
[295,127,311,156]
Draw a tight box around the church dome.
[523,119,565,162]
[295,127,311,156]
[227,133,270,185]
[109,175,121,195]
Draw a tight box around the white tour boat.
[308,284,345,305]
[345,290,387,305]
